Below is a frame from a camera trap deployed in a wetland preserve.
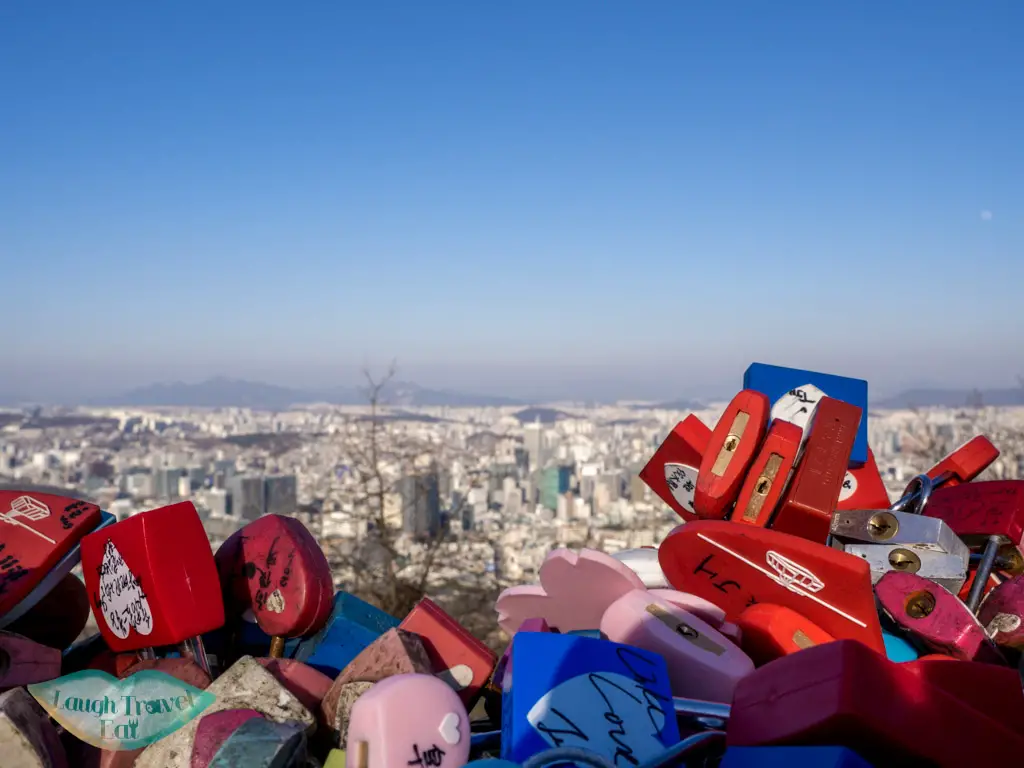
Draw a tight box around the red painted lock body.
[836,448,890,512]
[924,480,1024,552]
[875,570,1005,664]
[734,603,834,666]
[694,390,770,520]
[727,639,1024,766]
[926,435,999,487]
[732,420,802,527]
[771,397,862,544]
[977,574,1024,649]
[658,520,884,653]
[903,656,1024,733]
[215,514,333,639]
[0,492,101,619]
[639,415,712,521]
[80,501,225,651]
[398,596,496,707]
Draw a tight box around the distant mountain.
[628,398,706,411]
[93,377,525,409]
[873,388,1024,409]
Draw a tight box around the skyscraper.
[399,471,441,539]
[228,475,265,520]
[264,475,298,516]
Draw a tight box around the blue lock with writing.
[292,591,399,678]
[501,632,679,765]
[720,746,875,767]
[743,363,869,466]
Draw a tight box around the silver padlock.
[829,508,969,560]
[842,543,968,594]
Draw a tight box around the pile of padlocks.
[2,362,1024,767]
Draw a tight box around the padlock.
[0,630,62,691]
[0,491,112,627]
[135,656,315,768]
[922,479,1024,611]
[719,746,874,767]
[0,686,69,768]
[346,674,471,768]
[880,628,919,662]
[215,514,334,658]
[293,592,400,679]
[191,709,265,768]
[491,617,551,693]
[639,415,712,521]
[256,658,333,718]
[610,548,669,588]
[204,717,308,767]
[874,570,1005,664]
[730,420,802,528]
[830,507,969,558]
[694,390,770,519]
[727,639,1024,765]
[321,628,434,746]
[733,604,834,666]
[79,501,225,675]
[742,363,869,466]
[977,574,1024,650]
[658,521,885,654]
[495,548,646,635]
[836,449,890,512]
[500,632,679,765]
[924,434,1000,489]
[771,397,862,544]
[4,572,91,652]
[398,597,496,708]
[843,543,968,594]
[599,589,754,702]
[902,656,1024,734]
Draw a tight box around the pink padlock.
[600,589,754,702]
[346,674,470,768]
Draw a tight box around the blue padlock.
[743,363,869,466]
[720,746,875,767]
[292,591,399,678]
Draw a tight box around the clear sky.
[2,2,1021,402]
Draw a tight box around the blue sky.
[1,2,1021,402]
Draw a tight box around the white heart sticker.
[438,711,461,745]
[839,471,858,502]
[663,463,698,513]
[96,539,153,640]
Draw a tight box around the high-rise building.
[539,465,574,512]
[228,475,265,520]
[524,423,545,472]
[264,475,298,516]
[399,472,441,539]
[154,468,185,500]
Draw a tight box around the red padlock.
[694,390,770,519]
[658,520,884,653]
[0,491,101,620]
[215,514,333,657]
[727,639,1024,765]
[926,435,999,488]
[638,415,712,521]
[836,448,890,512]
[731,420,802,528]
[771,397,861,544]
[80,501,224,671]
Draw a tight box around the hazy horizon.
[3,3,1021,402]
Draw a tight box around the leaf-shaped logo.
[96,539,154,639]
[28,669,216,751]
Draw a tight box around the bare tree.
[322,364,505,648]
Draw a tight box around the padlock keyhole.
[723,435,740,453]
[755,477,771,495]
[904,590,936,619]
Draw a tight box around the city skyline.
[3,3,1022,401]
